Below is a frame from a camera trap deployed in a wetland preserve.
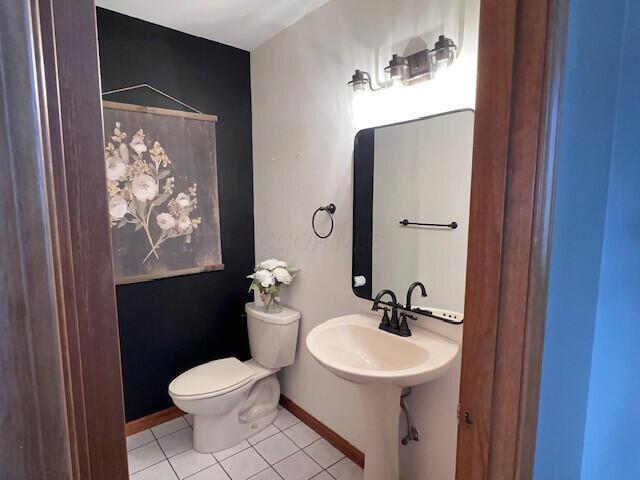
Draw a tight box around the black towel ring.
[312,204,336,239]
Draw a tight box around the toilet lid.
[169,358,255,398]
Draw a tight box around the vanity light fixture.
[348,34,458,93]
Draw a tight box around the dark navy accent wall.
[97,8,254,421]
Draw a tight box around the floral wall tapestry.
[103,101,223,284]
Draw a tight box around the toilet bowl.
[169,303,300,453]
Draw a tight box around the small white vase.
[261,293,283,314]
[253,289,283,313]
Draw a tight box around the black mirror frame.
[351,108,475,302]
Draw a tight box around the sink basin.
[306,313,460,480]
[306,313,459,387]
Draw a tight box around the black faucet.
[372,289,400,333]
[386,282,428,337]
[373,285,428,337]
[406,282,428,311]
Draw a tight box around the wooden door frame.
[456,0,568,478]
[1,0,128,478]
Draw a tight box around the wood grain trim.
[456,0,518,477]
[514,0,569,476]
[0,1,74,478]
[280,395,365,468]
[456,0,566,478]
[103,100,218,122]
[125,407,186,436]
[487,0,553,474]
[45,1,129,478]
[37,0,90,477]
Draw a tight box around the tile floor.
[127,407,364,480]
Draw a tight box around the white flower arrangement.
[105,122,203,264]
[248,259,297,299]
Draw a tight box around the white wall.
[251,0,479,478]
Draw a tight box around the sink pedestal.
[359,384,402,480]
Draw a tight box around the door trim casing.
[2,0,130,478]
[455,0,568,478]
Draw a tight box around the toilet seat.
[169,358,255,400]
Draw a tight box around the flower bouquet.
[248,259,297,313]
[105,122,202,264]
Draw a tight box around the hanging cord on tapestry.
[101,83,203,114]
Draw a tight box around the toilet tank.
[245,303,300,369]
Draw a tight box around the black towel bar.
[399,219,458,229]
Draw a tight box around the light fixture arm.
[363,71,385,92]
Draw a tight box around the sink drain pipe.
[400,387,420,445]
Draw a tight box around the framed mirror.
[352,109,475,314]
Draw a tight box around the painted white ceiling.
[95,0,332,51]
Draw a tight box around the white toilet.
[169,303,300,453]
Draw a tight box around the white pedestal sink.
[306,313,459,480]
